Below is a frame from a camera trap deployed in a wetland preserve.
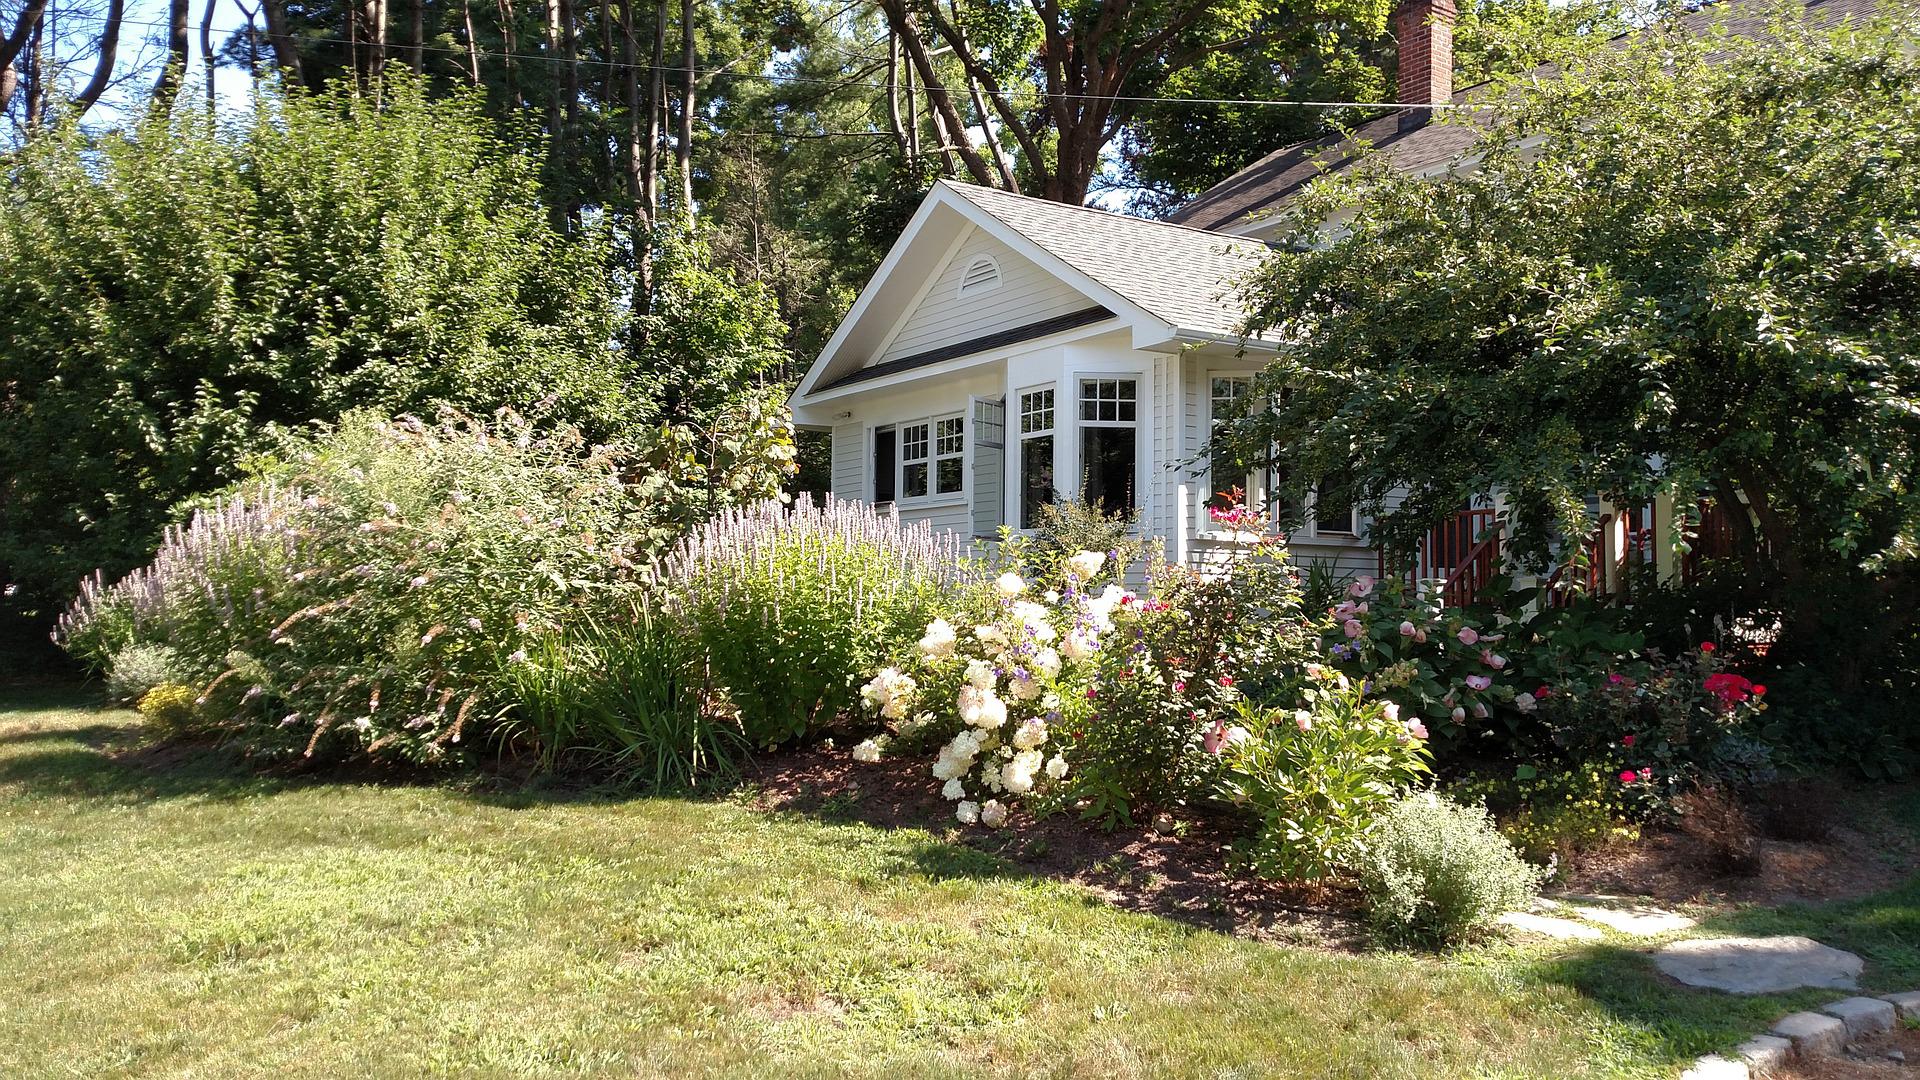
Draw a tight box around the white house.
[785,180,1382,579]
[788,0,1887,595]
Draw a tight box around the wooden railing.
[1380,507,1501,607]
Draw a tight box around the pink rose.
[1381,701,1401,723]
[1456,627,1479,646]
[1399,621,1416,637]
[1406,720,1429,740]
[1343,619,1364,639]
[1466,675,1492,691]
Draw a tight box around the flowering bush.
[1451,765,1640,874]
[1219,665,1432,881]
[1066,541,1312,826]
[858,541,1138,826]
[665,497,968,748]
[136,682,203,738]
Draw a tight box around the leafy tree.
[1228,5,1920,667]
[0,74,629,629]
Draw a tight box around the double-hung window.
[1208,375,1256,513]
[1078,377,1137,515]
[896,415,963,502]
[1017,387,1055,528]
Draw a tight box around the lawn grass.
[2,687,1915,1078]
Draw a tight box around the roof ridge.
[939,179,1270,245]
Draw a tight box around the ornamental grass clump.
[1357,793,1542,950]
[664,496,969,747]
[56,410,658,765]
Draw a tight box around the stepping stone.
[1883,991,1920,1019]
[1770,1011,1848,1056]
[1497,911,1604,940]
[1820,996,1897,1037]
[1654,936,1863,994]
[1734,1034,1792,1073]
[1681,1055,1749,1080]
[1568,903,1697,935]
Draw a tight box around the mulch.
[745,747,1364,949]
[747,744,1920,950]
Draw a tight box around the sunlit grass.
[1,687,1913,1078]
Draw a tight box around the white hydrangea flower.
[1012,717,1049,750]
[1030,648,1062,680]
[851,738,882,763]
[956,800,981,825]
[957,685,1007,729]
[1008,674,1043,702]
[1067,550,1106,579]
[1045,754,1069,780]
[1000,749,1043,794]
[979,799,1008,828]
[1061,629,1099,661]
[995,571,1027,597]
[917,618,958,660]
[974,624,1007,649]
[941,778,966,801]
[965,658,997,690]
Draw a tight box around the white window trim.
[1201,371,1270,536]
[1071,371,1145,525]
[895,413,967,507]
[1014,383,1058,533]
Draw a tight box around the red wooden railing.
[1379,508,1501,608]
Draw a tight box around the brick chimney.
[1394,0,1457,127]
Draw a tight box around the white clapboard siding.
[873,229,1092,367]
[831,421,864,498]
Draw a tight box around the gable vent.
[958,255,1002,298]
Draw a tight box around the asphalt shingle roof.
[941,181,1272,340]
[1170,0,1907,233]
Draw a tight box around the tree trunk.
[643,0,664,219]
[876,0,995,187]
[675,0,693,227]
[544,0,567,230]
[461,0,480,82]
[497,0,518,107]
[885,30,907,163]
[154,0,192,106]
[200,0,218,109]
[72,0,125,113]
[409,0,423,72]
[260,0,304,88]
[0,0,49,95]
[618,0,652,310]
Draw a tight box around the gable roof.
[940,183,1272,339]
[1171,0,1905,233]
[791,180,1276,407]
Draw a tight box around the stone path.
[1653,936,1864,994]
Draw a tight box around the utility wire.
[92,12,1465,111]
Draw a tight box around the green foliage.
[104,643,197,706]
[1452,765,1639,872]
[1357,794,1542,949]
[1023,499,1149,575]
[631,231,791,427]
[1233,8,1920,666]
[667,497,966,748]
[0,75,630,630]
[1219,667,1432,881]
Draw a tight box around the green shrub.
[497,598,747,787]
[1219,667,1432,881]
[666,496,966,748]
[105,643,196,706]
[1358,794,1542,950]
[1025,499,1148,575]
[1453,766,1639,874]
[136,683,202,738]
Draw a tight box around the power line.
[92,12,1463,111]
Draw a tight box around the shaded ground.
[1773,1025,1920,1079]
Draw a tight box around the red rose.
[1622,735,1636,747]
[1699,641,1716,653]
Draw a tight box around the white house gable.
[871,227,1096,369]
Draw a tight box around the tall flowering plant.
[856,543,1135,827]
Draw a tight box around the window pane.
[873,427,896,504]
[1315,477,1358,535]
[901,423,929,462]
[936,417,964,456]
[1020,434,1054,529]
[936,457,964,495]
[1020,389,1054,434]
[1079,378,1137,424]
[903,461,929,499]
[1081,427,1136,515]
